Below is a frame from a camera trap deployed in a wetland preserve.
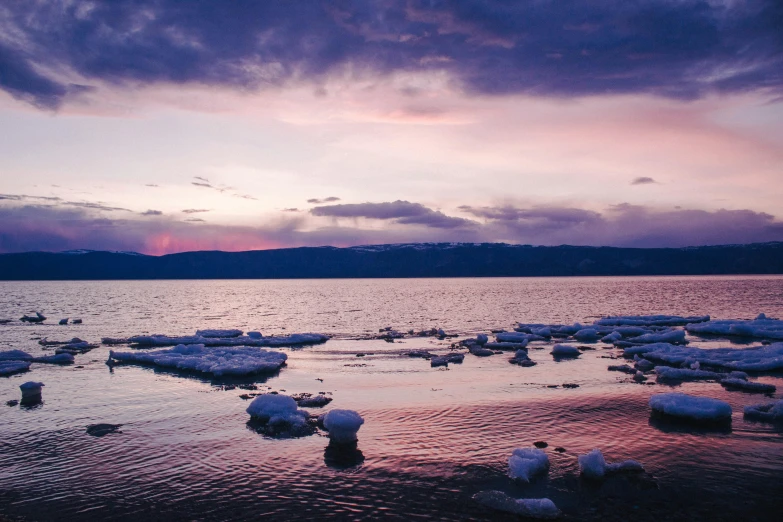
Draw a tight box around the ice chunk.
[496,332,540,343]
[323,409,364,443]
[508,448,549,482]
[59,318,68,325]
[32,353,75,364]
[485,341,528,350]
[247,331,263,339]
[20,312,46,323]
[476,333,488,345]
[743,400,783,422]
[0,350,33,361]
[195,329,243,338]
[596,315,710,326]
[601,331,622,343]
[510,349,536,366]
[430,356,449,367]
[720,378,776,393]
[20,381,44,399]
[649,393,732,422]
[608,364,636,374]
[685,316,783,340]
[0,361,31,376]
[473,490,560,519]
[579,449,644,479]
[628,342,783,372]
[469,346,495,357]
[108,344,287,376]
[574,329,600,342]
[551,344,580,357]
[633,371,647,382]
[246,394,311,435]
[634,359,655,372]
[625,330,686,344]
[654,366,724,382]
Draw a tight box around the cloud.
[1,1,781,109]
[181,209,210,214]
[0,193,130,211]
[283,208,300,212]
[307,197,341,204]
[311,200,477,229]
[631,176,657,185]
[141,209,163,216]
[233,193,258,200]
[193,176,210,183]
[145,183,159,188]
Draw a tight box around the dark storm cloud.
[1,1,781,109]
[631,176,657,185]
[311,200,477,229]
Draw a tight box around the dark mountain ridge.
[1,242,782,280]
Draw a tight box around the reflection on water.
[0,276,782,521]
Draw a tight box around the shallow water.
[1,276,782,521]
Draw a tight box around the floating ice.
[195,329,243,338]
[510,349,536,366]
[247,331,262,339]
[108,344,287,376]
[0,361,30,376]
[485,341,528,350]
[430,356,449,367]
[601,331,622,343]
[20,312,46,323]
[59,318,68,325]
[743,400,783,422]
[126,332,328,347]
[608,364,636,374]
[472,491,560,519]
[596,315,710,326]
[508,448,549,482]
[323,409,364,443]
[634,358,655,372]
[720,378,776,393]
[0,350,33,361]
[649,393,732,422]
[496,332,541,343]
[246,394,311,435]
[20,381,44,399]
[625,330,686,344]
[574,329,600,342]
[293,394,332,407]
[627,342,783,372]
[551,344,580,357]
[33,353,75,364]
[578,449,645,480]
[633,371,647,382]
[654,366,724,382]
[469,346,495,357]
[54,341,96,354]
[476,333,488,345]
[685,316,783,340]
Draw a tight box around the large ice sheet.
[685,315,783,340]
[626,342,783,372]
[649,393,732,422]
[508,448,549,482]
[108,344,287,376]
[596,314,710,326]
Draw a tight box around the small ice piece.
[294,394,332,407]
[195,329,243,338]
[247,331,262,339]
[654,366,724,382]
[108,344,288,376]
[445,353,465,363]
[578,449,644,479]
[476,333,488,345]
[649,393,732,422]
[720,378,776,393]
[508,448,549,482]
[633,371,647,382]
[20,381,44,399]
[430,356,449,367]
[246,394,309,431]
[626,330,686,344]
[551,344,580,357]
[59,318,69,325]
[20,312,47,323]
[437,328,446,337]
[634,359,655,372]
[510,349,536,366]
[573,329,600,342]
[323,409,364,443]
[469,346,495,357]
[601,331,622,343]
[472,491,560,519]
[608,364,636,374]
[743,400,783,422]
[32,353,75,364]
[72,319,82,324]
[0,361,31,376]
[531,327,552,338]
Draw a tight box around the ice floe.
[574,328,601,342]
[685,315,783,340]
[578,449,644,479]
[624,329,686,344]
[720,378,776,393]
[596,315,710,326]
[626,342,783,372]
[195,329,243,338]
[0,361,30,376]
[108,344,288,376]
[122,332,328,348]
[430,353,464,367]
[496,332,541,343]
[246,394,313,437]
[649,393,732,422]
[551,344,580,357]
[485,341,529,350]
[473,491,560,519]
[510,349,536,366]
[608,364,637,375]
[20,381,44,399]
[508,447,549,482]
[743,400,783,422]
[59,318,68,325]
[323,409,364,443]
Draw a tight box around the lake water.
[1,276,782,521]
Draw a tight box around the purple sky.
[1,1,782,254]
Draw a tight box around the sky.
[1,0,782,254]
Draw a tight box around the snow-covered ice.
[126,332,328,347]
[485,341,528,350]
[743,400,783,422]
[473,491,560,519]
[323,409,364,443]
[20,381,44,399]
[0,361,30,376]
[626,342,783,372]
[578,449,644,479]
[685,315,783,340]
[608,364,636,374]
[247,331,263,339]
[0,350,33,361]
[246,394,312,436]
[108,344,288,376]
[649,393,732,422]
[508,448,549,482]
[195,329,243,338]
[59,318,68,325]
[654,366,725,382]
[574,328,600,342]
[721,378,776,393]
[625,330,686,344]
[510,349,536,366]
[476,333,488,345]
[496,332,540,343]
[596,315,709,326]
[33,353,75,364]
[551,344,580,357]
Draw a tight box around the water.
[1,276,782,521]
